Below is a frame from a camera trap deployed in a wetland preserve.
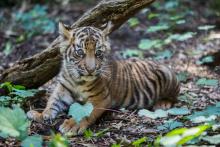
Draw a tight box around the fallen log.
[0,0,155,88]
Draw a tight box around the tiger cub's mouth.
[80,76,97,81]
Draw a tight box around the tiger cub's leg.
[27,84,74,123]
[153,87,180,110]
[153,100,173,110]
[59,97,111,136]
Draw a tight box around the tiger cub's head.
[59,22,112,81]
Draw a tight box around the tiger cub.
[27,22,180,135]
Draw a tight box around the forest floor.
[0,0,220,146]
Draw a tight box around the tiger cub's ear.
[59,22,72,40]
[102,21,113,36]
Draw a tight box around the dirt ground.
[1,0,220,146]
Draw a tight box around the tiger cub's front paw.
[59,118,88,136]
[27,110,43,122]
[41,109,56,124]
[27,109,56,124]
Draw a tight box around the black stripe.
[88,87,105,98]
[138,62,155,98]
[155,71,163,94]
[84,78,101,92]
[60,82,73,96]
[50,107,59,112]
[119,63,130,106]
[57,95,71,108]
[53,102,62,111]
[136,64,153,99]
[62,74,75,88]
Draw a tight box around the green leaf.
[157,120,183,131]
[13,85,26,90]
[175,32,195,41]
[120,49,143,59]
[176,20,186,25]
[147,25,169,33]
[94,128,109,138]
[83,128,109,140]
[4,41,13,55]
[148,13,159,19]
[169,15,183,21]
[177,71,189,82]
[111,143,121,147]
[49,133,69,147]
[191,115,216,124]
[164,1,179,9]
[138,39,162,50]
[196,78,218,86]
[202,134,220,144]
[196,56,214,65]
[0,82,13,92]
[21,135,43,147]
[0,82,26,92]
[165,32,196,43]
[187,103,220,121]
[132,137,147,147]
[68,102,93,124]
[138,109,168,119]
[16,34,26,43]
[127,18,140,27]
[167,107,190,116]
[198,25,215,31]
[11,89,37,98]
[158,124,211,146]
[84,129,93,140]
[0,96,11,106]
[154,50,173,60]
[15,5,55,34]
[0,106,29,140]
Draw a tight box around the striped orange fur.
[27,22,180,136]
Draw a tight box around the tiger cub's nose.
[85,65,96,74]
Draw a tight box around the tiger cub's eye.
[95,50,103,57]
[76,49,84,57]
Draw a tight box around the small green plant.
[0,82,38,107]
[127,17,140,27]
[196,78,218,86]
[3,41,13,55]
[154,50,173,60]
[118,49,144,59]
[147,24,170,33]
[196,55,214,65]
[49,133,69,147]
[111,143,121,147]
[154,124,211,146]
[14,4,55,36]
[177,71,189,82]
[157,120,183,131]
[138,39,162,50]
[0,106,43,146]
[83,128,109,140]
[21,135,43,147]
[132,137,148,147]
[84,129,93,140]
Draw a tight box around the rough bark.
[0,0,155,88]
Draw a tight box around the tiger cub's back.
[109,58,180,109]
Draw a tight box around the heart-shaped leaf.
[68,102,93,123]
